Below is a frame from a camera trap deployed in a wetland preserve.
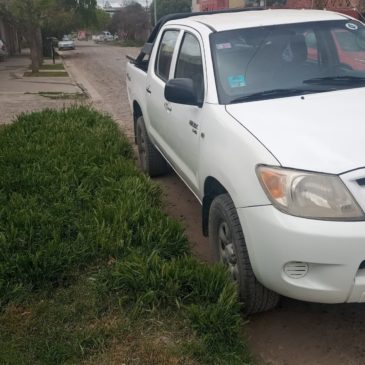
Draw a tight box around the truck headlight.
[256,166,364,220]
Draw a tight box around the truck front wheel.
[209,193,279,314]
[136,116,168,177]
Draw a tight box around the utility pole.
[154,0,157,25]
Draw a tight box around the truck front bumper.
[238,205,365,303]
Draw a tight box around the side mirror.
[165,78,202,107]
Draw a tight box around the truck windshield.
[210,20,365,104]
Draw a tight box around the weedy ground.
[38,91,87,100]
[23,71,69,77]
[0,107,253,365]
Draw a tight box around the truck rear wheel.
[136,116,169,177]
[209,193,279,314]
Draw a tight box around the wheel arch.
[202,176,228,237]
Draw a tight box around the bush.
[0,106,187,305]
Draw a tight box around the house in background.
[100,1,123,16]
[0,17,20,55]
[193,0,364,15]
[193,0,250,11]
[192,0,200,11]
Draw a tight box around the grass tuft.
[23,71,69,77]
[40,64,65,70]
[0,106,157,305]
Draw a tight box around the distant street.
[60,42,138,139]
[63,41,365,365]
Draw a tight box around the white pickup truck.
[127,9,365,313]
[94,31,114,43]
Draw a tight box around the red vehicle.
[333,29,365,71]
[199,0,229,11]
[199,0,364,20]
[306,28,365,71]
[77,30,87,41]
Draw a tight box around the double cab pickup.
[127,9,365,313]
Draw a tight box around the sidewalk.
[0,54,82,94]
[0,53,87,124]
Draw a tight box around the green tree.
[0,0,97,72]
[91,9,111,33]
[62,0,97,28]
[0,0,50,72]
[110,2,149,42]
[150,0,191,25]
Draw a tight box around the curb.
[58,52,102,103]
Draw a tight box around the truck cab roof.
[171,9,348,32]
[132,8,352,69]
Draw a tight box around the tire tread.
[209,194,279,314]
[136,116,168,177]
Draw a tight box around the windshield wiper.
[229,88,322,103]
[303,76,365,85]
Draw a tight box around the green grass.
[0,107,252,364]
[24,71,68,77]
[29,64,65,71]
[39,64,65,70]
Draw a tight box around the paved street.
[45,42,365,365]
[61,43,137,139]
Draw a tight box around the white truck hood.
[226,88,365,175]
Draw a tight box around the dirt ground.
[20,43,365,365]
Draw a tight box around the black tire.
[136,116,169,177]
[209,193,279,314]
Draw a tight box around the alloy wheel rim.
[218,221,239,281]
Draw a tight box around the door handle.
[146,86,151,94]
[164,102,172,112]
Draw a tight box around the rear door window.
[155,30,179,82]
[175,32,205,102]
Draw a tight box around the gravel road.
[62,42,365,365]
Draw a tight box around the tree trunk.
[36,27,43,66]
[24,24,43,73]
[29,30,40,73]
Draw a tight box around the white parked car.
[0,39,8,61]
[94,31,114,43]
[58,35,75,51]
[127,9,365,313]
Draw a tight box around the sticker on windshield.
[216,42,232,50]
[346,22,358,30]
[228,75,246,88]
